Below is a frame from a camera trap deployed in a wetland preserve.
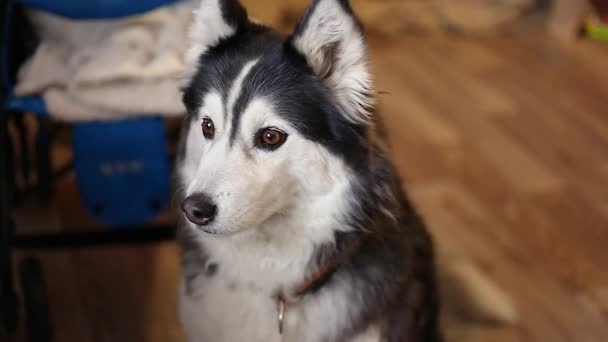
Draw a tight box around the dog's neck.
[270,231,366,335]
[197,197,364,298]
[280,229,366,302]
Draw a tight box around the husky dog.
[176,0,443,341]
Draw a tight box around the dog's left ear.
[183,0,249,83]
[289,0,373,124]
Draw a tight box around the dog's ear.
[184,0,249,82]
[289,0,373,124]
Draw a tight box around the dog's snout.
[181,194,217,226]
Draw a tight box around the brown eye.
[202,118,215,139]
[257,128,287,150]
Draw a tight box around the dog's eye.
[202,118,215,139]
[256,128,287,150]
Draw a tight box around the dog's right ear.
[288,0,373,124]
[183,0,249,83]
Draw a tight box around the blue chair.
[2,0,183,226]
[0,1,182,340]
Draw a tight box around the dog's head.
[178,0,374,235]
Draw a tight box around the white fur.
[226,59,259,119]
[292,0,373,124]
[178,90,224,187]
[182,0,238,84]
[180,278,382,342]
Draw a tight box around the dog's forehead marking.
[226,59,259,124]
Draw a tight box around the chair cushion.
[72,117,170,227]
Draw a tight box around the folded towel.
[15,1,193,121]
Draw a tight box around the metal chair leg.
[35,117,52,203]
[0,219,18,336]
[1,107,19,337]
[14,113,31,187]
[4,114,17,204]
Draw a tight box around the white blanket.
[15,1,194,121]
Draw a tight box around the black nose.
[181,194,217,226]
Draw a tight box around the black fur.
[284,135,442,341]
[218,0,248,29]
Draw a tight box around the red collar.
[284,233,366,302]
[275,235,365,334]
[294,258,337,297]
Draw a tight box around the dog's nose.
[181,194,217,226]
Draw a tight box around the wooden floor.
[9,32,608,342]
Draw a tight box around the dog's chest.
[179,275,381,342]
[180,275,280,342]
[179,278,324,342]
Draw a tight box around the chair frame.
[0,1,177,340]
